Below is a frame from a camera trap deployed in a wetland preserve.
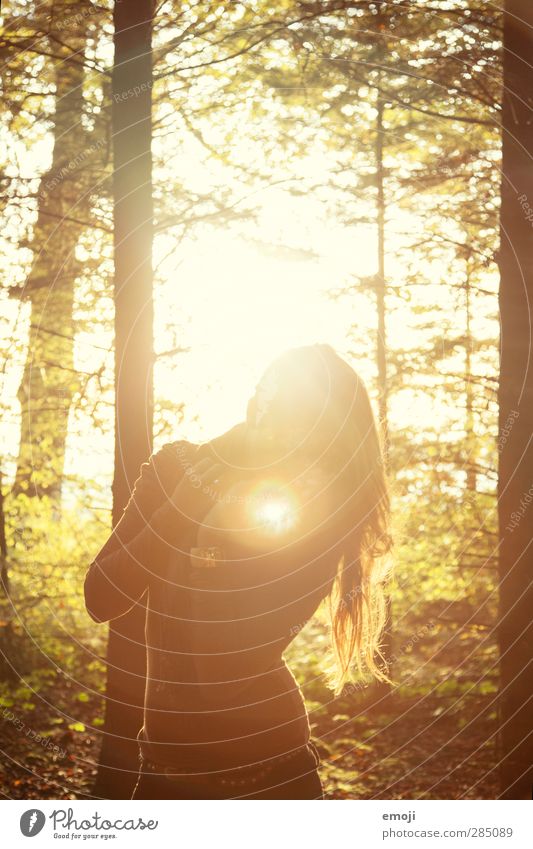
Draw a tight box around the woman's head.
[248,345,373,470]
[247,344,393,691]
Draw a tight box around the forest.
[0,0,532,801]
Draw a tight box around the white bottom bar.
[2,799,530,849]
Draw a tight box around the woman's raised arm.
[84,442,227,623]
[84,441,191,623]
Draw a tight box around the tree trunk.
[372,86,393,699]
[0,466,16,682]
[375,93,389,459]
[464,266,477,493]
[0,468,8,598]
[93,0,155,800]
[12,1,91,504]
[497,0,533,800]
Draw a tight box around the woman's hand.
[169,456,227,530]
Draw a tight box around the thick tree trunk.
[497,0,533,800]
[12,1,91,503]
[93,0,154,800]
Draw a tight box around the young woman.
[84,344,392,799]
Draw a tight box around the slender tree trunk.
[464,267,477,493]
[0,469,8,599]
[375,93,389,460]
[0,466,15,682]
[372,87,393,698]
[497,0,533,800]
[93,0,155,800]
[12,1,91,504]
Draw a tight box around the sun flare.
[152,223,380,444]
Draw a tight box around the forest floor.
[0,675,499,800]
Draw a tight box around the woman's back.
[140,440,340,773]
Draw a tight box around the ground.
[0,675,499,800]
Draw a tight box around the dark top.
[84,424,340,775]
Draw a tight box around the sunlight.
[258,498,292,529]
[152,208,381,444]
[0,0,511,806]
[253,491,296,535]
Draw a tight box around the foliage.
[0,0,507,799]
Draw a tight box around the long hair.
[247,344,393,693]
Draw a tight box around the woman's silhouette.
[84,344,392,799]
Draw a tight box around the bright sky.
[153,198,378,442]
[64,192,383,492]
[0,162,498,503]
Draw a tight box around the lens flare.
[255,496,295,534]
[248,480,298,536]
